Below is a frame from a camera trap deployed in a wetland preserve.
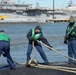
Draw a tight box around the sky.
[13,0,76,8]
[1,0,76,8]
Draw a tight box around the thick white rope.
[14,61,26,66]
[30,64,76,74]
[27,41,36,65]
[14,40,76,73]
[37,40,76,61]
[14,41,35,65]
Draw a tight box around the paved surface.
[0,67,75,75]
[0,62,76,75]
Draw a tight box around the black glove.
[49,45,53,48]
[48,45,53,50]
[65,35,69,40]
[2,52,6,57]
[31,38,37,41]
[64,37,68,44]
[29,38,34,42]
[64,40,68,44]
[64,35,69,44]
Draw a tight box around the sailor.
[26,25,52,65]
[0,30,15,70]
[64,16,76,64]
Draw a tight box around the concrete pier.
[0,66,75,75]
[0,62,76,75]
[46,18,69,22]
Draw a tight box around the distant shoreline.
[0,21,39,24]
[0,19,69,24]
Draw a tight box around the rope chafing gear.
[32,28,41,40]
[37,40,76,62]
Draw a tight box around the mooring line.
[13,40,76,74]
[14,61,26,66]
[27,41,35,65]
[30,64,76,74]
[14,41,35,66]
[37,40,76,62]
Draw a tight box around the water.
[0,22,69,65]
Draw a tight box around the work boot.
[10,68,16,70]
[26,60,38,67]
[68,62,73,65]
[45,62,50,65]
[25,62,30,67]
[73,62,76,65]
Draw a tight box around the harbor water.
[0,22,69,65]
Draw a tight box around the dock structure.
[46,18,69,22]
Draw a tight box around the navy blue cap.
[35,25,42,30]
[0,30,5,32]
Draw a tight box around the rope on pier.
[30,64,76,74]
